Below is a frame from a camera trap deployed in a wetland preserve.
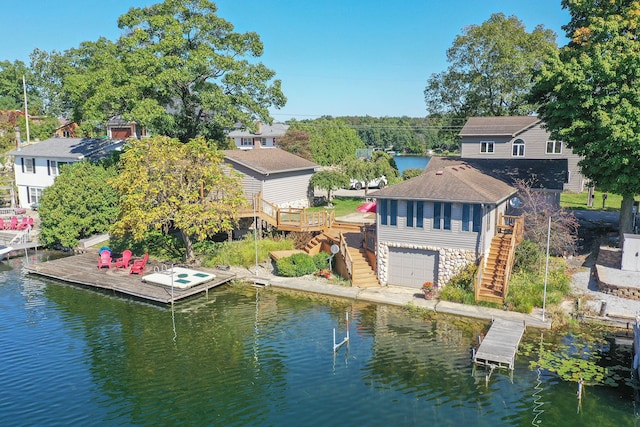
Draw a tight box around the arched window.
[512,139,525,157]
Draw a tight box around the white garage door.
[388,248,438,289]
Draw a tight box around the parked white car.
[349,176,387,190]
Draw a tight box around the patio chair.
[97,250,112,269]
[18,217,33,231]
[8,216,18,230]
[0,218,5,230]
[129,253,149,275]
[113,250,133,269]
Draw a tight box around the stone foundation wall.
[377,241,477,286]
[595,246,640,300]
[277,198,310,209]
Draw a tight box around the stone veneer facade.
[377,241,478,286]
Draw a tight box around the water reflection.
[0,255,636,426]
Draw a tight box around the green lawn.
[560,190,624,211]
[307,196,365,217]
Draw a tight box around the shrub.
[514,239,543,273]
[446,263,477,293]
[312,252,330,270]
[199,235,294,268]
[276,252,317,277]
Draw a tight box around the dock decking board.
[473,318,526,370]
[23,252,236,304]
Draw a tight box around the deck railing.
[242,192,334,232]
[338,232,353,278]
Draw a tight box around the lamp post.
[542,215,551,322]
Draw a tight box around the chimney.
[256,120,262,135]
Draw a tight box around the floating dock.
[23,252,236,304]
[473,318,526,370]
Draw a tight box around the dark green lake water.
[0,254,636,426]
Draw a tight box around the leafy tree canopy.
[530,0,640,239]
[38,161,119,248]
[277,129,313,161]
[289,118,365,166]
[309,170,349,201]
[111,135,247,262]
[425,13,557,117]
[62,0,286,144]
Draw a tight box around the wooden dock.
[473,318,526,370]
[22,252,236,304]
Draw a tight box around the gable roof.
[228,122,289,138]
[458,116,541,137]
[7,138,125,161]
[370,157,516,204]
[222,148,318,175]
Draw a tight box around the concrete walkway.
[235,267,551,330]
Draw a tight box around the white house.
[7,138,125,208]
[227,121,288,150]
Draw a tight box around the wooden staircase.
[348,247,380,288]
[476,215,524,304]
[303,229,380,288]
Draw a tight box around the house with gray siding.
[222,148,318,208]
[369,157,517,290]
[227,121,289,150]
[459,116,586,192]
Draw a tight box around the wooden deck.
[473,318,526,370]
[22,252,236,304]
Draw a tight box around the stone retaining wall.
[595,246,640,300]
[377,241,477,286]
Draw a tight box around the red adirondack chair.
[0,218,5,230]
[97,250,112,269]
[18,217,33,230]
[129,253,149,275]
[113,250,133,269]
[8,216,18,230]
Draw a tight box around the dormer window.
[512,139,525,157]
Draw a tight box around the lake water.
[393,155,430,174]
[0,253,636,426]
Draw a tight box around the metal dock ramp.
[473,318,525,370]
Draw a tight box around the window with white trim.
[406,200,424,228]
[433,202,451,230]
[512,139,525,157]
[462,203,482,232]
[28,187,43,204]
[241,137,253,146]
[260,137,268,146]
[546,140,562,154]
[480,141,495,154]
[23,158,35,173]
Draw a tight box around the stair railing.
[338,232,353,279]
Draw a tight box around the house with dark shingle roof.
[222,148,318,209]
[459,116,585,192]
[227,121,289,150]
[7,138,125,208]
[369,158,517,289]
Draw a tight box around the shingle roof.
[369,157,516,204]
[7,138,125,161]
[458,116,540,137]
[437,157,568,191]
[222,148,318,175]
[227,123,289,138]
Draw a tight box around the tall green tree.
[530,0,640,243]
[38,161,119,248]
[111,135,246,262]
[309,170,349,201]
[424,13,557,117]
[290,119,365,166]
[0,60,40,112]
[63,0,286,144]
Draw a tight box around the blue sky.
[4,1,570,119]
